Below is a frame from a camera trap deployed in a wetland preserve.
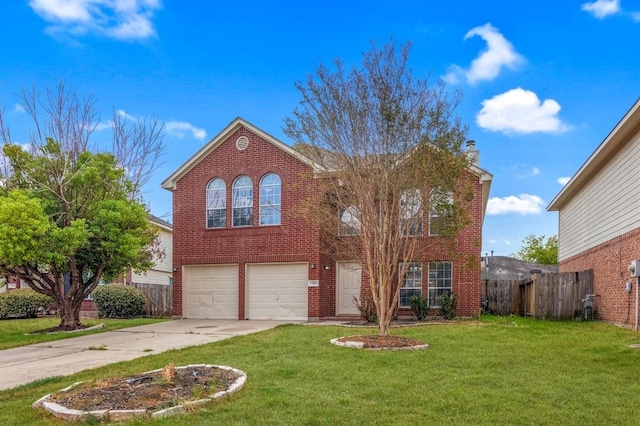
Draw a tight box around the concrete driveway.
[0,319,291,391]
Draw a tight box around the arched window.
[339,205,361,235]
[259,173,281,225]
[232,176,253,227]
[206,178,226,228]
[400,189,423,236]
[429,188,453,236]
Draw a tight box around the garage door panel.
[184,265,238,319]
[247,263,308,320]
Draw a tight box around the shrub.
[353,294,378,323]
[92,284,146,318]
[409,295,429,321]
[0,288,52,319]
[439,292,458,320]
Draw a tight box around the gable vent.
[236,136,249,151]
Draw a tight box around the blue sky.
[0,0,638,256]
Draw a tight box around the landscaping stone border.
[330,336,429,351]
[33,364,247,422]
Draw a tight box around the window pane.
[233,176,253,227]
[399,262,422,307]
[259,173,281,226]
[206,178,226,228]
[339,205,360,235]
[428,261,452,307]
[400,189,423,236]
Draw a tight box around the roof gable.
[548,98,640,211]
[161,117,321,190]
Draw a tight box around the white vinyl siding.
[131,226,173,285]
[558,131,640,261]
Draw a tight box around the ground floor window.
[399,262,422,307]
[428,261,452,306]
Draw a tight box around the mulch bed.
[335,334,426,349]
[49,366,240,411]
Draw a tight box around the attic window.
[236,136,249,151]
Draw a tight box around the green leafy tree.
[0,84,164,328]
[285,41,474,335]
[513,234,558,265]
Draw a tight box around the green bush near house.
[0,289,52,319]
[439,292,458,320]
[92,284,146,318]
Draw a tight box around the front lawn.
[2,316,640,425]
[0,316,169,350]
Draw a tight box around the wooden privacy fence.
[130,282,172,317]
[482,270,594,320]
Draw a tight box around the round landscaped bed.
[33,364,246,422]
[331,335,429,350]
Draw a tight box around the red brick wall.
[171,125,484,319]
[560,227,640,326]
[172,127,322,318]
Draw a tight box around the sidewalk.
[0,319,289,391]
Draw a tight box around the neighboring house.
[481,256,558,281]
[78,214,173,312]
[162,118,492,321]
[548,98,640,325]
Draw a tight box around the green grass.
[3,316,640,425]
[0,316,169,350]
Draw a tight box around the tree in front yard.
[0,84,164,329]
[285,41,473,335]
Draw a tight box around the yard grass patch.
[4,316,640,425]
[0,317,169,350]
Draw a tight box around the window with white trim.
[259,173,281,225]
[429,188,453,236]
[206,178,226,228]
[399,262,422,307]
[339,205,361,235]
[428,261,452,306]
[232,175,253,227]
[400,189,423,236]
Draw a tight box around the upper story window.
[206,178,226,228]
[232,175,253,227]
[339,205,361,235]
[429,189,453,236]
[259,173,281,226]
[400,189,423,236]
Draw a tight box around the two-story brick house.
[162,118,492,320]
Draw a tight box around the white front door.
[337,262,362,315]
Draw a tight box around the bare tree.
[0,82,164,196]
[285,41,474,335]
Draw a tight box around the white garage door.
[184,265,238,319]
[246,263,308,320]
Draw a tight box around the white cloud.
[444,23,523,85]
[486,194,545,215]
[13,104,26,113]
[28,0,161,41]
[581,0,620,19]
[557,176,571,185]
[476,88,571,135]
[165,121,207,141]
[532,167,540,176]
[632,11,640,22]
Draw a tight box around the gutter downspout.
[636,277,639,331]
